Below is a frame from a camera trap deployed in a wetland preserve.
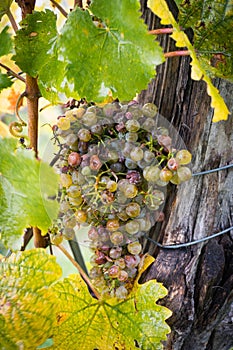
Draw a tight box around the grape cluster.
[51,100,192,298]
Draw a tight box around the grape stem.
[164,50,190,58]
[57,244,101,300]
[6,9,18,33]
[50,0,68,17]
[0,62,26,83]
[149,28,173,35]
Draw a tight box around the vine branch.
[6,9,18,33]
[164,50,190,58]
[57,244,101,300]
[50,0,68,17]
[149,28,173,35]
[0,62,26,83]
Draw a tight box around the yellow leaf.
[148,0,230,122]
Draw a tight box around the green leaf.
[51,272,171,349]
[0,26,13,56]
[51,0,164,102]
[177,0,233,82]
[0,315,18,350]
[13,10,57,78]
[148,0,230,122]
[0,249,62,350]
[0,0,13,21]
[0,137,59,247]
[0,72,13,91]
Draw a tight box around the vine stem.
[50,0,68,17]
[0,62,26,83]
[6,9,18,33]
[149,28,173,35]
[164,50,190,58]
[57,244,101,300]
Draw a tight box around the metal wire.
[192,163,233,176]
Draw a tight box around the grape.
[57,117,70,130]
[109,247,122,259]
[142,103,158,118]
[69,196,83,206]
[177,166,192,182]
[125,255,140,268]
[115,257,126,269]
[68,152,81,167]
[127,241,142,255]
[167,158,179,171]
[81,166,91,176]
[125,119,140,132]
[106,180,118,192]
[125,158,137,170]
[118,270,128,282]
[157,134,172,151]
[143,165,160,182]
[110,231,124,245]
[108,265,120,278]
[106,218,120,232]
[63,227,75,240]
[88,227,99,241]
[67,185,81,198]
[71,107,85,119]
[82,111,98,126]
[118,179,129,192]
[175,150,192,165]
[89,266,102,279]
[125,202,140,217]
[125,220,140,235]
[95,251,107,265]
[159,168,173,182]
[78,128,91,142]
[50,232,63,245]
[60,173,72,187]
[123,184,138,198]
[125,132,138,142]
[63,134,78,146]
[90,155,102,171]
[130,147,144,162]
[115,286,128,299]
[144,150,155,163]
[75,210,87,223]
[126,170,141,184]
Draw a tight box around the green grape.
[63,227,75,240]
[67,185,81,198]
[81,166,91,176]
[125,119,140,132]
[125,132,138,142]
[72,170,85,185]
[60,200,70,213]
[130,147,144,162]
[115,257,126,269]
[175,150,192,165]
[115,286,128,299]
[142,103,158,118]
[75,210,87,223]
[50,232,63,245]
[82,111,97,126]
[106,180,118,192]
[63,134,78,146]
[123,183,138,198]
[177,166,192,182]
[117,210,129,221]
[125,202,141,217]
[127,241,142,255]
[63,214,77,228]
[78,128,91,142]
[125,220,140,234]
[57,117,70,130]
[118,179,129,192]
[68,196,83,206]
[143,165,160,182]
[159,168,173,182]
[144,150,155,163]
[60,173,72,188]
[170,173,181,185]
[137,217,152,231]
[110,231,124,245]
[106,218,120,232]
[125,158,137,170]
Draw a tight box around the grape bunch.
[51,100,192,298]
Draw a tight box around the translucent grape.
[177,166,192,182]
[159,168,173,182]
[60,173,72,188]
[75,210,87,223]
[106,180,118,192]
[67,185,81,198]
[110,231,124,245]
[167,158,179,171]
[123,184,138,198]
[130,147,144,162]
[82,111,97,126]
[106,218,120,232]
[108,265,120,278]
[50,232,63,245]
[115,286,128,299]
[78,128,91,142]
[125,119,140,132]
[125,220,140,234]
[125,202,140,217]
[127,241,142,255]
[142,103,158,118]
[175,150,192,165]
[109,247,122,259]
[57,117,70,130]
[143,165,160,182]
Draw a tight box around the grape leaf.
[0,0,13,21]
[0,249,62,350]
[148,0,230,122]
[52,0,164,102]
[0,72,13,91]
[51,255,171,350]
[13,10,57,78]
[0,26,13,56]
[0,137,59,247]
[177,0,233,81]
